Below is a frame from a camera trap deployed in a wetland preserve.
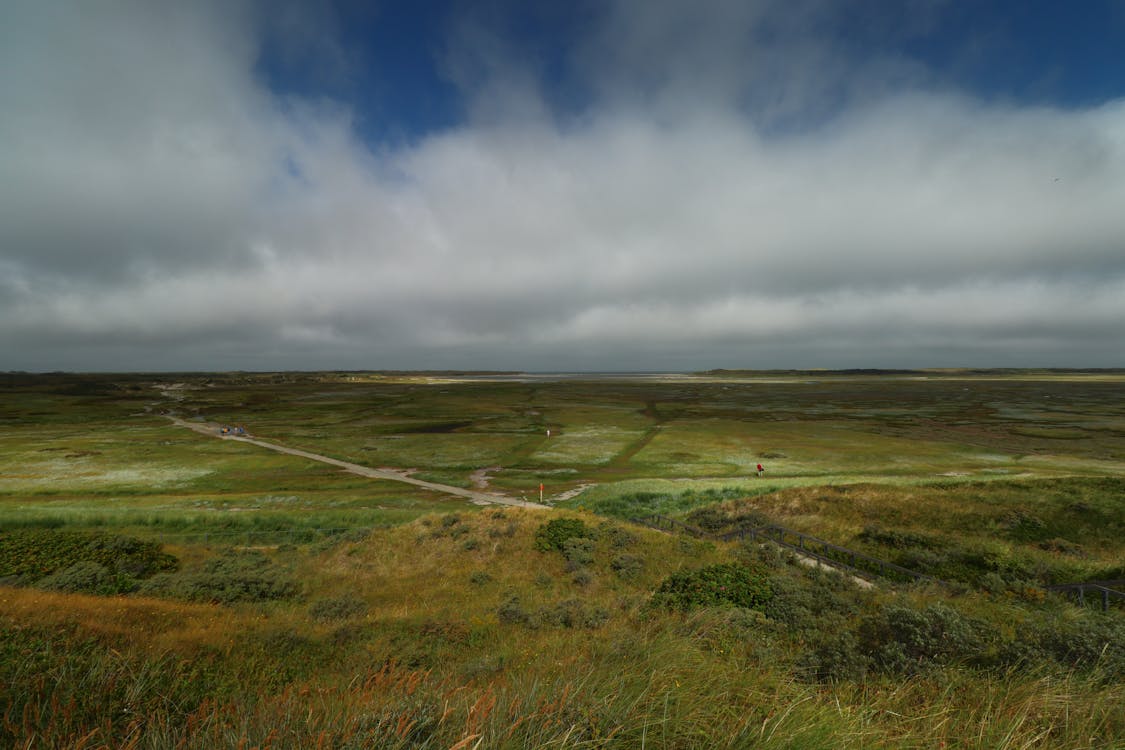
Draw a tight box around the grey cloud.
[1,1,1123,371]
[0,1,271,278]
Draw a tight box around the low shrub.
[140,550,297,604]
[1020,615,1125,680]
[685,506,730,533]
[534,518,593,553]
[651,563,772,612]
[562,537,595,567]
[488,521,518,539]
[571,568,593,587]
[677,537,715,557]
[798,631,869,682]
[469,570,493,586]
[599,523,638,549]
[309,594,367,623]
[498,594,532,626]
[497,594,608,628]
[761,571,861,633]
[686,506,768,534]
[37,561,121,595]
[857,604,992,675]
[0,529,178,586]
[611,553,644,580]
[540,599,610,629]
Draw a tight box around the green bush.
[761,571,861,634]
[140,550,297,604]
[497,594,608,629]
[684,506,729,533]
[611,554,644,581]
[562,537,595,567]
[309,594,367,623]
[857,604,992,675]
[798,631,869,682]
[540,599,610,629]
[599,523,639,549]
[37,561,120,595]
[534,518,593,553]
[686,506,768,535]
[1020,616,1125,680]
[0,530,178,585]
[651,563,772,612]
[487,521,518,539]
[498,594,531,626]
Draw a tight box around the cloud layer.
[2,0,1124,370]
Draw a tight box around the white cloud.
[1,1,1123,370]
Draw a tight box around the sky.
[2,0,1125,372]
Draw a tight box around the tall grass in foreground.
[4,626,1123,749]
[4,507,1124,749]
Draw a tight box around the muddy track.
[163,416,550,509]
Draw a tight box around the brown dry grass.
[0,586,257,653]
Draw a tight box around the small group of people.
[756,463,764,477]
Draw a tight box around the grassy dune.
[1,371,1123,747]
[2,509,1123,748]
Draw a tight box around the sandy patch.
[469,466,502,489]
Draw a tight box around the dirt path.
[163,416,549,509]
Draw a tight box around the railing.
[632,514,1124,609]
[718,524,942,586]
[630,514,944,587]
[1044,579,1125,612]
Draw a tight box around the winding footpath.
[163,415,549,509]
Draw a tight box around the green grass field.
[1,370,1123,748]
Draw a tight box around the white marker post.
[539,483,544,503]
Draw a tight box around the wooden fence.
[1044,579,1125,612]
[630,514,943,586]
[631,514,1125,609]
